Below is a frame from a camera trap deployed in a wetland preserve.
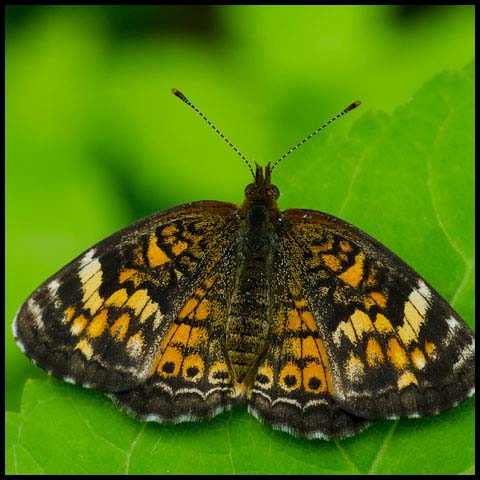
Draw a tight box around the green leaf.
[5,62,474,475]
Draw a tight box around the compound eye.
[271,185,280,199]
[245,184,255,196]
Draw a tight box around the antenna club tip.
[343,100,362,113]
[171,88,188,102]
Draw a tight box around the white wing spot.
[80,248,97,268]
[304,399,329,408]
[417,280,432,301]
[11,307,21,338]
[153,310,165,330]
[126,334,144,358]
[453,338,475,372]
[79,259,102,285]
[28,298,44,330]
[444,316,461,343]
[271,397,303,408]
[47,279,62,307]
[446,316,460,330]
[12,310,27,353]
[16,339,27,353]
[48,279,60,296]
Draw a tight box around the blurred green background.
[6,5,474,474]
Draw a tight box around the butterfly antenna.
[270,100,361,172]
[172,88,255,179]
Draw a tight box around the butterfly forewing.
[13,201,240,393]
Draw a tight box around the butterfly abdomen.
[226,204,276,383]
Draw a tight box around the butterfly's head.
[241,162,280,214]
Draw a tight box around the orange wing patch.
[424,340,436,359]
[150,277,218,383]
[156,346,183,377]
[148,233,170,267]
[139,300,160,323]
[110,313,130,341]
[182,353,205,381]
[306,238,335,268]
[387,338,409,370]
[126,289,150,315]
[410,347,426,370]
[63,306,76,323]
[339,240,352,252]
[161,224,178,237]
[287,309,302,331]
[322,254,342,272]
[350,309,374,339]
[171,240,188,256]
[345,351,365,382]
[105,288,128,308]
[279,362,302,392]
[303,360,328,393]
[334,308,376,346]
[195,299,210,320]
[272,298,334,396]
[369,291,387,308]
[338,252,365,288]
[366,337,385,367]
[397,371,418,389]
[119,268,141,286]
[209,361,232,385]
[374,313,395,334]
[75,338,93,359]
[70,314,88,336]
[178,298,198,320]
[86,309,108,338]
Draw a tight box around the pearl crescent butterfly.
[12,89,475,439]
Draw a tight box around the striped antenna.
[270,100,361,172]
[172,88,255,178]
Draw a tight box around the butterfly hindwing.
[13,201,240,394]
[281,208,475,420]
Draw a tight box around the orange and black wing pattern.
[279,209,474,422]
[247,245,370,439]
[13,201,242,422]
[247,208,474,439]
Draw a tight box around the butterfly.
[12,89,475,439]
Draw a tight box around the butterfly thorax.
[226,164,280,385]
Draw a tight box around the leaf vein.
[70,395,129,457]
[17,443,47,474]
[334,440,361,474]
[423,101,472,266]
[368,420,399,474]
[125,423,146,474]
